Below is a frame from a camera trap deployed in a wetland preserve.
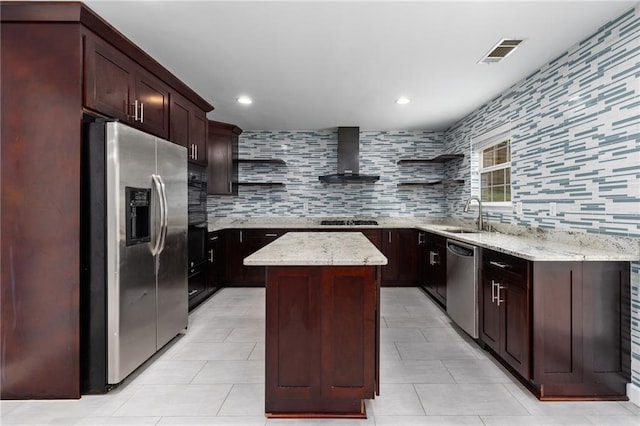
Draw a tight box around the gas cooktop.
[319,220,379,226]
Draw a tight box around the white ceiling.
[82,0,638,131]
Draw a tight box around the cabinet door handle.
[264,233,278,237]
[132,99,139,121]
[429,251,439,266]
[140,102,144,123]
[418,233,425,245]
[491,280,498,303]
[388,231,392,244]
[229,181,232,193]
[490,261,511,269]
[208,248,214,263]
[497,285,506,306]
[195,144,198,160]
[239,230,243,243]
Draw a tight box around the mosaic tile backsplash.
[208,5,640,399]
[208,130,449,217]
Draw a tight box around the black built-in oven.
[187,164,208,307]
[188,164,207,226]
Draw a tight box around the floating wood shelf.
[237,159,286,164]
[238,182,286,187]
[397,179,464,187]
[397,154,464,164]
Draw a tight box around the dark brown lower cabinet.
[381,229,420,287]
[480,251,531,379]
[480,249,630,400]
[225,229,381,287]
[265,265,379,418]
[225,229,286,286]
[532,261,630,399]
[421,232,447,306]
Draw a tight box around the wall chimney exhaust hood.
[318,127,380,183]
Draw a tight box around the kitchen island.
[244,232,387,418]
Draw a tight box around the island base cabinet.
[265,266,379,418]
[532,261,630,400]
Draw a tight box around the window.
[479,138,511,203]
[471,125,512,207]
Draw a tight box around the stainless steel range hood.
[318,127,380,183]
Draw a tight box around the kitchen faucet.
[464,196,484,231]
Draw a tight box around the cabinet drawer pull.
[490,261,511,269]
[264,233,278,237]
[209,236,219,241]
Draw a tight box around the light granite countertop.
[244,232,388,266]
[210,216,639,262]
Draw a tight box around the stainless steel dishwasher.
[446,239,479,338]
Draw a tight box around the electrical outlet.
[549,202,557,217]
[400,203,406,212]
[303,202,309,212]
[516,201,523,215]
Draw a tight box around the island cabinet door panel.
[321,267,376,399]
[266,267,322,402]
[532,262,584,387]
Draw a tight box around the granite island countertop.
[244,232,388,266]
[210,216,639,263]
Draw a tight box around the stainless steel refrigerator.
[81,120,188,393]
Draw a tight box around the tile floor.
[2,287,639,425]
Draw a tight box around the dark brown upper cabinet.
[207,120,242,195]
[170,91,208,165]
[84,32,170,139]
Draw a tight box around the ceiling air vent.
[478,39,523,64]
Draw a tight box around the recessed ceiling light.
[237,96,253,105]
[395,97,411,105]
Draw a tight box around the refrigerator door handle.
[151,174,166,256]
[157,174,169,255]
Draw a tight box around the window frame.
[471,125,513,209]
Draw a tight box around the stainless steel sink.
[441,227,481,234]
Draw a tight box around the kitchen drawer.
[483,249,529,279]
